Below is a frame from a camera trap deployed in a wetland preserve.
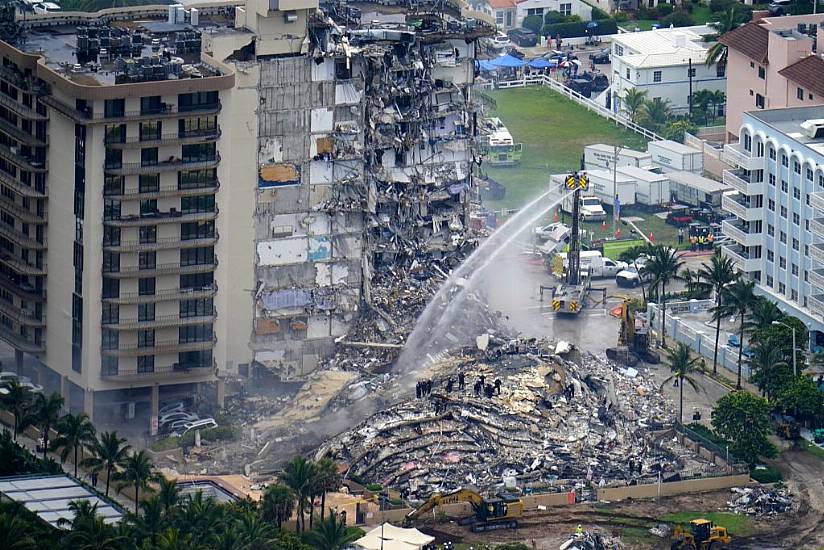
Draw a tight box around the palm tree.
[261,483,294,528]
[280,457,317,533]
[709,90,726,121]
[639,98,672,133]
[744,296,783,334]
[52,412,96,477]
[236,510,277,548]
[177,492,222,547]
[621,88,648,123]
[115,450,159,514]
[691,90,713,125]
[747,340,791,401]
[29,392,64,461]
[132,496,165,547]
[0,378,32,441]
[0,508,38,550]
[705,7,744,70]
[644,245,684,348]
[681,267,708,299]
[155,528,193,550]
[660,343,702,423]
[157,476,180,514]
[698,250,737,375]
[713,278,756,389]
[60,501,127,550]
[314,458,340,520]
[303,511,362,550]
[83,431,131,498]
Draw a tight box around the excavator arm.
[405,489,484,523]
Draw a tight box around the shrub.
[591,6,610,20]
[657,3,675,16]
[544,10,566,24]
[522,15,543,33]
[150,437,181,452]
[661,9,695,27]
[686,422,728,446]
[179,425,236,447]
[613,10,629,21]
[365,483,383,492]
[750,466,783,483]
[541,19,618,38]
[710,0,736,11]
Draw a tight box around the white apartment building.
[721,106,824,349]
[611,26,726,116]
[483,0,591,31]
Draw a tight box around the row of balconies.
[720,244,761,273]
[103,208,217,228]
[0,323,43,353]
[41,96,221,124]
[721,192,762,222]
[101,336,215,357]
[104,180,219,201]
[723,142,765,171]
[104,153,220,176]
[0,91,48,121]
[102,312,216,331]
[0,116,47,148]
[104,259,217,279]
[103,234,217,253]
[104,128,221,149]
[100,359,215,381]
[0,142,46,173]
[102,283,216,305]
[0,193,46,224]
[0,169,46,198]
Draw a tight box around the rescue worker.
[494,378,502,395]
[458,372,465,391]
[707,232,714,248]
[576,524,584,537]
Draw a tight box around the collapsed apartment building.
[205,0,494,379]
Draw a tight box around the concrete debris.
[727,486,796,516]
[315,338,718,497]
[560,531,624,550]
[648,523,671,537]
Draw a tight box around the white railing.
[488,74,664,142]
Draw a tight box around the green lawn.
[659,512,755,536]
[484,87,648,211]
[802,439,824,460]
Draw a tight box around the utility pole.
[688,58,694,117]
[612,144,623,235]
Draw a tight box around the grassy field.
[620,5,716,31]
[659,511,755,536]
[484,87,648,211]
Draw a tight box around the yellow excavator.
[405,488,523,532]
[671,519,732,550]
[605,298,660,365]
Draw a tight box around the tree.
[699,250,737,375]
[663,119,698,143]
[776,376,824,424]
[522,14,543,33]
[708,90,726,122]
[132,496,165,547]
[0,507,38,550]
[155,528,193,550]
[262,483,295,529]
[639,97,672,133]
[157,476,180,514]
[83,431,131,498]
[747,340,792,402]
[691,90,713,125]
[621,88,648,123]
[237,510,277,548]
[751,315,808,367]
[661,343,702,423]
[52,412,96,478]
[705,6,745,70]
[302,511,362,550]
[0,378,32,441]
[115,450,159,514]
[713,278,756,389]
[645,245,683,348]
[314,458,340,520]
[59,501,127,550]
[281,457,317,533]
[681,266,709,299]
[744,296,783,334]
[712,391,777,464]
[29,392,64,461]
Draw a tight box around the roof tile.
[719,22,770,64]
[778,55,824,97]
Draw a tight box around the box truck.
[647,140,703,173]
[584,144,652,171]
[584,169,637,208]
[616,166,670,206]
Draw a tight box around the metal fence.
[674,422,749,473]
[481,74,663,142]
[646,299,750,379]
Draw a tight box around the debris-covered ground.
[727,486,796,517]
[314,337,719,497]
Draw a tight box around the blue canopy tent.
[489,54,525,68]
[476,60,497,72]
[527,58,553,70]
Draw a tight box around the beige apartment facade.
[721,13,824,143]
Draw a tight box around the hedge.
[750,466,782,483]
[541,20,618,39]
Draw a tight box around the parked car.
[489,32,511,51]
[507,28,537,47]
[159,412,199,426]
[565,78,592,98]
[768,0,791,15]
[534,222,570,242]
[616,265,653,287]
[159,401,187,415]
[665,205,693,226]
[589,48,610,64]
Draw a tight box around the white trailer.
[647,140,703,173]
[667,170,731,207]
[584,144,652,171]
[616,166,670,206]
[584,169,637,208]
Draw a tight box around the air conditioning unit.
[800,119,824,139]
[284,10,297,23]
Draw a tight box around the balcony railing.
[0,143,46,173]
[105,128,221,148]
[0,169,45,198]
[723,142,764,171]
[41,96,222,123]
[721,244,761,273]
[0,252,45,276]
[100,360,215,381]
[0,92,48,121]
[721,220,762,247]
[105,260,217,278]
[809,294,824,318]
[0,324,44,353]
[102,312,215,330]
[0,116,47,147]
[811,192,824,213]
[721,193,763,221]
[809,269,824,291]
[101,337,216,357]
[0,223,46,250]
[0,194,45,224]
[0,272,44,302]
[721,169,764,196]
[811,243,824,265]
[103,208,218,227]
[103,153,220,176]
[103,234,217,252]
[105,181,219,201]
[102,284,216,304]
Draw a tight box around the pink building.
[720,14,824,142]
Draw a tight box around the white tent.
[353,523,435,550]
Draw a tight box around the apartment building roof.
[486,0,517,9]
[719,22,769,64]
[613,26,713,68]
[779,54,824,97]
[748,105,824,151]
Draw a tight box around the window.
[140,121,161,141]
[780,231,787,243]
[139,251,155,270]
[806,220,810,231]
[102,329,118,350]
[181,195,215,214]
[758,66,766,79]
[782,154,789,167]
[792,264,799,276]
[138,329,155,348]
[653,70,662,83]
[102,357,118,376]
[103,226,120,249]
[769,173,776,186]
[180,272,213,290]
[807,194,811,206]
[178,91,218,112]
[180,116,216,137]
[102,251,119,273]
[807,168,814,181]
[102,303,118,325]
[104,199,120,221]
[767,224,774,236]
[495,11,503,25]
[140,226,157,244]
[180,246,214,267]
[102,277,119,299]
[182,143,216,163]
[770,147,776,160]
[179,324,213,343]
[820,173,824,188]
[793,238,799,250]
[559,3,572,15]
[792,289,798,301]
[526,7,543,15]
[794,160,801,175]
[104,124,126,144]
[140,148,158,167]
[797,87,804,100]
[140,199,157,217]
[793,212,800,225]
[779,282,786,294]
[140,96,163,115]
[104,175,124,196]
[181,221,215,240]
[615,45,624,56]
[137,355,154,373]
[180,350,211,369]
[781,180,788,192]
[139,174,160,194]
[780,205,787,218]
[138,303,156,325]
[780,257,786,269]
[805,270,809,282]
[626,68,630,79]
[756,94,765,109]
[179,169,217,190]
[766,274,774,287]
[180,298,213,318]
[104,148,122,169]
[139,277,155,296]
[104,99,125,118]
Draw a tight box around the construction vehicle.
[606,299,660,365]
[777,420,800,440]
[405,488,523,532]
[671,519,732,550]
[550,160,592,315]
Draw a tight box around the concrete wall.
[596,473,751,502]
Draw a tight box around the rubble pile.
[315,338,715,496]
[560,531,624,550]
[727,486,796,516]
